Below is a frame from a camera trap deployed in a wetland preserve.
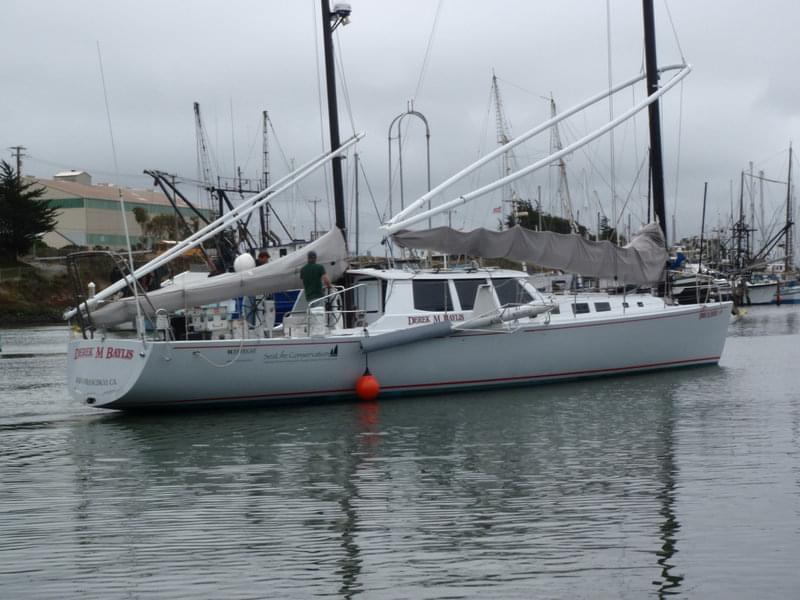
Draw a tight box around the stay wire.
[96,41,145,340]
[662,0,686,63]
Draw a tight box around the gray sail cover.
[90,228,349,327]
[393,223,667,283]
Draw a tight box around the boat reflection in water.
[68,368,702,597]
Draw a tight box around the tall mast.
[320,0,348,234]
[260,110,270,248]
[550,96,577,233]
[642,0,667,244]
[785,143,794,272]
[491,73,519,225]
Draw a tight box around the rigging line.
[239,115,263,178]
[267,119,294,172]
[606,0,617,244]
[495,76,545,99]
[230,99,237,180]
[312,0,331,206]
[614,153,648,229]
[96,41,144,340]
[358,157,384,224]
[671,79,685,226]
[334,33,357,138]
[662,0,686,63]
[412,0,443,102]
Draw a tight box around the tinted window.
[413,280,453,312]
[572,302,590,314]
[594,302,611,312]
[493,278,533,306]
[454,279,486,310]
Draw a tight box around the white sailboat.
[64,1,731,410]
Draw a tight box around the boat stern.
[67,338,149,408]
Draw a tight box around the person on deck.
[256,250,270,266]
[300,250,330,304]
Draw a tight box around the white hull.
[746,281,778,305]
[68,301,732,410]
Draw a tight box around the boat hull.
[746,281,778,305]
[67,302,732,410]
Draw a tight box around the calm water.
[1,307,799,599]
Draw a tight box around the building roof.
[54,170,88,178]
[35,177,194,208]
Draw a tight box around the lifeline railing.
[283,283,367,332]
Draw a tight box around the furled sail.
[393,222,667,283]
[89,228,349,327]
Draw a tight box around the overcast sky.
[3,1,799,257]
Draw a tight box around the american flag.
[492,206,502,214]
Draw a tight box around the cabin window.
[637,301,644,307]
[493,278,533,306]
[622,301,630,308]
[412,280,453,312]
[594,302,611,312]
[454,279,486,310]
[572,302,590,314]
[551,305,561,315]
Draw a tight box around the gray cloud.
[2,0,798,255]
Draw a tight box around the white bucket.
[308,306,326,337]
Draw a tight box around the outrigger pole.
[382,65,690,236]
[63,134,363,320]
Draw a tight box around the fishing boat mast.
[642,0,667,245]
[785,143,794,273]
[320,1,350,235]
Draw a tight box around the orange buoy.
[356,373,380,401]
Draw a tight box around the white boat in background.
[745,278,779,305]
[63,0,732,411]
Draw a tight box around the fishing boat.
[64,1,731,410]
[744,276,779,305]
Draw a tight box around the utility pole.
[9,146,26,176]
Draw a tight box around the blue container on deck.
[273,290,300,324]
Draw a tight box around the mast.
[786,143,794,272]
[550,96,577,233]
[642,0,667,244]
[491,72,514,225]
[320,0,348,234]
[261,110,270,248]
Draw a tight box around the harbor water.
[1,306,799,599]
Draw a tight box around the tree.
[0,160,58,257]
[507,200,589,237]
[145,214,181,241]
[597,215,626,245]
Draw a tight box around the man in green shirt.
[300,250,331,303]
